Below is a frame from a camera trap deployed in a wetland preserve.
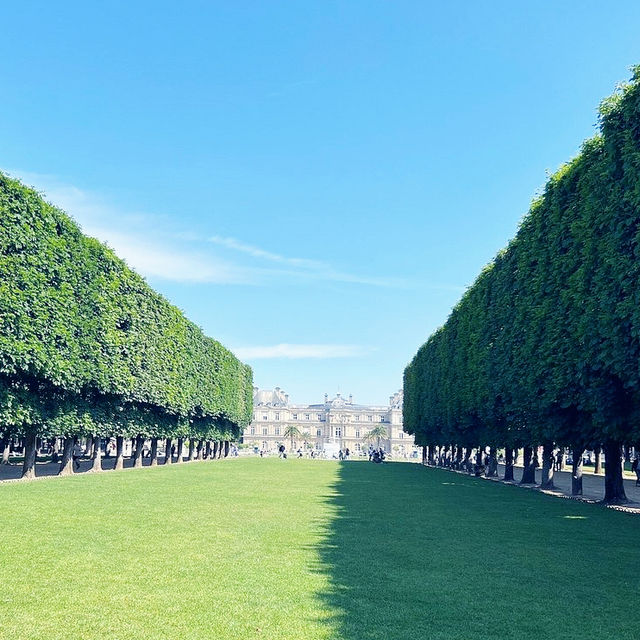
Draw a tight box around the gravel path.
[491,463,640,513]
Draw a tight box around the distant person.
[278,444,286,459]
[72,442,83,470]
[345,448,350,460]
[338,449,344,461]
[553,451,562,472]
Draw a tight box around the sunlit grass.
[0,459,638,640]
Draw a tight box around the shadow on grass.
[313,462,638,640]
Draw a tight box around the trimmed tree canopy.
[404,67,640,502]
[0,172,253,439]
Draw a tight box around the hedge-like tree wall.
[404,67,640,504]
[0,172,253,477]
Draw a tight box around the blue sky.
[2,1,640,404]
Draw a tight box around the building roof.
[253,386,289,407]
[253,388,402,411]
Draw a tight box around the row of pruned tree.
[404,67,640,504]
[0,172,253,479]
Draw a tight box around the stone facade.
[242,387,417,457]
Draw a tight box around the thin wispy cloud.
[208,234,410,288]
[85,228,251,284]
[209,235,322,268]
[232,343,375,360]
[6,169,250,285]
[3,169,424,289]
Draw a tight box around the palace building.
[242,387,417,457]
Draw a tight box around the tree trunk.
[21,432,38,479]
[188,438,196,461]
[224,441,230,458]
[58,436,75,476]
[218,440,224,459]
[487,447,498,477]
[175,438,184,463]
[455,445,463,469]
[474,445,483,476]
[428,445,435,465]
[114,436,125,471]
[0,435,10,465]
[594,446,602,474]
[164,438,173,464]
[571,447,584,496]
[90,437,102,472]
[133,435,144,468]
[85,436,95,460]
[212,441,219,459]
[540,442,554,489]
[503,447,515,481]
[557,448,565,471]
[520,446,536,484]
[205,441,212,459]
[150,437,159,467]
[603,440,627,504]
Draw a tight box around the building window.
[275,412,280,421]
[315,442,322,450]
[292,413,298,420]
[262,415,268,421]
[275,427,280,436]
[250,427,255,435]
[316,429,322,437]
[355,415,360,421]
[336,427,342,437]
[305,414,310,420]
[399,432,404,439]
[262,427,268,435]
[380,416,384,422]
[355,430,360,438]
[317,414,322,420]
[368,415,373,422]
[355,443,361,451]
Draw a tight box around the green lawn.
[0,459,638,639]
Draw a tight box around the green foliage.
[0,174,253,440]
[404,68,640,451]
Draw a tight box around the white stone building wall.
[242,388,417,458]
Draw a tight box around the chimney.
[349,394,353,404]
[324,393,328,402]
